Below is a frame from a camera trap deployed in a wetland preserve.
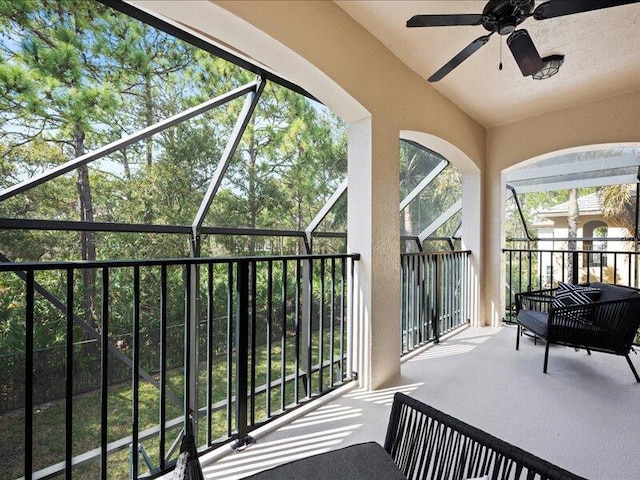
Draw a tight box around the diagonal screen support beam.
[505,184,534,241]
[191,77,265,240]
[448,220,463,250]
[304,178,347,253]
[399,160,448,212]
[187,77,264,440]
[0,80,259,202]
[418,199,462,246]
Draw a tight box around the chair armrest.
[384,393,586,480]
[515,288,557,313]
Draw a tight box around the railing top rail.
[506,237,636,242]
[0,253,361,272]
[400,235,462,241]
[401,250,471,258]
[502,248,635,254]
[0,217,347,239]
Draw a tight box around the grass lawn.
[0,328,346,479]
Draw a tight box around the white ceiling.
[335,1,640,128]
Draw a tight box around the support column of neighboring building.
[347,116,401,390]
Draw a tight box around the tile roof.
[538,192,602,216]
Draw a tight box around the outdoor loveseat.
[176,392,584,480]
[515,281,640,381]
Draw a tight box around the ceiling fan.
[407,0,640,82]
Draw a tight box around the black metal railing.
[400,251,472,354]
[0,253,358,479]
[503,247,640,322]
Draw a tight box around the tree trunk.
[567,188,579,283]
[121,148,131,180]
[144,73,154,167]
[403,208,413,237]
[75,129,97,322]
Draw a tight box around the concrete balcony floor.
[200,326,640,480]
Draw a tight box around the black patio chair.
[515,282,640,381]
[384,392,585,480]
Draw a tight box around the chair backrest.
[589,282,640,303]
[384,393,586,480]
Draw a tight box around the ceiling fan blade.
[428,35,492,82]
[507,30,543,76]
[407,14,484,28]
[533,0,640,20]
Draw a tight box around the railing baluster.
[407,255,411,349]
[329,258,335,387]
[159,265,167,467]
[348,257,355,380]
[295,258,301,403]
[339,258,347,382]
[65,268,74,480]
[250,261,257,426]
[206,263,214,445]
[236,261,249,439]
[266,260,273,417]
[508,250,513,319]
[400,256,406,352]
[131,265,140,480]
[305,259,313,397]
[339,257,345,381]
[25,270,34,480]
[226,263,233,437]
[319,259,325,392]
[280,260,287,411]
[101,268,109,479]
[434,255,441,343]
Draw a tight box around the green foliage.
[0,1,348,359]
[400,140,461,237]
[601,184,635,234]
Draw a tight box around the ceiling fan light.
[532,54,565,80]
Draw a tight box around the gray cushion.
[517,309,548,338]
[240,442,407,480]
[589,282,639,303]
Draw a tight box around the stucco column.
[483,165,506,326]
[460,171,484,326]
[348,116,401,390]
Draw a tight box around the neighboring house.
[534,191,635,287]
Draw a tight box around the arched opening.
[503,145,640,320]
[396,131,482,350]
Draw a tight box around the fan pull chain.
[499,37,503,70]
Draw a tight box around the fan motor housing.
[482,0,534,35]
